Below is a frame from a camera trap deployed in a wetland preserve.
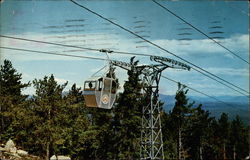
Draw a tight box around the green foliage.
[161,86,249,160]
[110,57,143,159]
[184,105,212,159]
[0,59,249,160]
[29,75,67,159]
[0,60,30,101]
[162,87,195,159]
[0,59,30,141]
[227,115,249,159]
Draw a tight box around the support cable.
[162,75,247,111]
[0,46,106,61]
[0,34,248,96]
[1,46,246,110]
[68,0,249,95]
[152,0,249,65]
[0,35,150,57]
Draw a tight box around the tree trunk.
[233,145,236,160]
[178,127,182,160]
[199,145,203,160]
[46,109,51,160]
[0,104,5,133]
[46,141,50,160]
[223,143,226,160]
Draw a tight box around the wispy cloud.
[2,32,249,97]
[152,34,249,57]
[1,33,125,61]
[2,32,248,63]
[205,67,249,77]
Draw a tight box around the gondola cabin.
[83,77,117,109]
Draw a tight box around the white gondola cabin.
[83,76,117,109]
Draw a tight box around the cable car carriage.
[83,76,117,109]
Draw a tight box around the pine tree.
[218,113,230,159]
[110,57,143,159]
[170,84,193,160]
[228,115,249,159]
[184,105,212,160]
[82,66,119,159]
[0,59,30,140]
[161,111,178,159]
[203,118,220,160]
[60,83,90,159]
[31,74,67,160]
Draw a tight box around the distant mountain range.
[159,94,249,124]
[28,93,248,123]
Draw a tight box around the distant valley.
[159,94,249,124]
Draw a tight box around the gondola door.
[99,78,112,109]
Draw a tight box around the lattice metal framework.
[104,51,190,160]
[139,56,190,160]
[139,65,166,160]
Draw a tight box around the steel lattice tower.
[139,56,190,160]
[140,65,166,160]
[108,54,190,160]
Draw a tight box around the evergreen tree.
[110,57,143,159]
[218,113,230,159]
[161,111,178,159]
[60,83,90,160]
[83,66,118,159]
[31,74,67,160]
[184,105,212,160]
[66,83,84,104]
[1,59,249,160]
[228,115,249,159]
[203,118,220,160]
[8,99,37,152]
[0,59,30,140]
[170,84,193,160]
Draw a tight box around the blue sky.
[0,0,249,98]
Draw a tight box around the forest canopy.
[0,59,249,160]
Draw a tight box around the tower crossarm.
[150,56,191,71]
[98,49,191,159]
[110,60,132,71]
[110,60,160,75]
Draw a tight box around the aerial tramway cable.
[0,46,245,110]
